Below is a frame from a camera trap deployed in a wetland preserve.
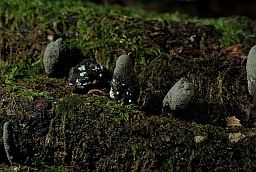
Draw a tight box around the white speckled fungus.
[109,55,139,104]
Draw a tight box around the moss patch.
[0,0,256,171]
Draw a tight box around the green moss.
[158,13,247,46]
[0,164,10,172]
[0,164,72,172]
[0,0,256,171]
[194,17,247,46]
[0,0,249,66]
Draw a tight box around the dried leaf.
[87,89,109,96]
[194,135,208,143]
[152,26,161,31]
[225,44,248,58]
[149,32,164,37]
[225,44,242,52]
[226,116,242,127]
[169,47,183,56]
[228,132,246,143]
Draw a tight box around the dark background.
[86,0,256,19]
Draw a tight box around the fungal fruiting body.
[246,45,256,105]
[163,77,194,111]
[43,38,63,76]
[3,121,15,165]
[110,55,139,104]
[43,38,68,77]
[68,59,104,90]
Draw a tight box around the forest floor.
[0,0,256,171]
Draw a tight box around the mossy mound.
[0,95,255,171]
[0,0,256,171]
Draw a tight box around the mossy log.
[0,95,255,171]
[0,0,256,171]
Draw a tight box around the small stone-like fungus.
[163,77,194,111]
[43,38,65,76]
[3,121,15,165]
[246,45,256,105]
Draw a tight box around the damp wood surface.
[0,0,256,171]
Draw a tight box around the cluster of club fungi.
[5,38,256,166]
